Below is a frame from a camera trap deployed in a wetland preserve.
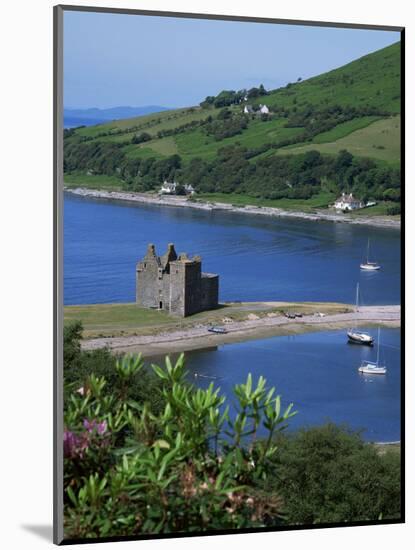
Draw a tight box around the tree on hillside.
[131,132,152,144]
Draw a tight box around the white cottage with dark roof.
[334,192,364,211]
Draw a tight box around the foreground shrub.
[63,354,296,539]
[265,423,401,525]
[63,321,165,413]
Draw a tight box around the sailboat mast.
[367,239,370,263]
[376,327,380,364]
[356,282,359,312]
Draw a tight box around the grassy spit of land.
[64,301,400,356]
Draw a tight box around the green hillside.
[64,42,401,214]
[250,42,401,114]
[278,116,400,163]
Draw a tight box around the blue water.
[151,328,401,442]
[64,116,109,129]
[64,193,401,306]
[64,194,402,441]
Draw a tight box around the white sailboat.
[358,327,386,375]
[347,283,374,345]
[360,239,381,271]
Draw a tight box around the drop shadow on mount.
[21,524,53,542]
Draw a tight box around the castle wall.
[136,244,219,317]
[183,261,202,316]
[167,260,186,316]
[201,274,219,311]
[136,244,162,309]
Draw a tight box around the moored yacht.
[347,329,374,345]
[347,283,374,346]
[360,239,381,270]
[358,328,386,375]
[358,361,387,375]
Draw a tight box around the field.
[308,116,382,144]
[78,113,305,163]
[64,301,352,338]
[277,116,400,162]
[74,107,208,138]
[194,191,336,211]
[64,173,124,190]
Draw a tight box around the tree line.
[64,133,400,206]
[200,84,268,108]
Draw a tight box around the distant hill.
[64,42,401,214]
[64,105,170,127]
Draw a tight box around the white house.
[244,104,270,115]
[159,181,195,196]
[333,192,364,211]
[160,181,178,194]
[184,184,195,195]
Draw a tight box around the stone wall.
[136,244,219,317]
[201,273,219,311]
[136,244,161,308]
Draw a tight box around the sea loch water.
[64,193,401,306]
[64,194,402,441]
[176,328,401,442]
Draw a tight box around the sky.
[64,11,400,109]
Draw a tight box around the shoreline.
[64,187,401,230]
[81,304,401,356]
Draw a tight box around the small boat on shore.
[208,326,227,334]
[358,328,386,375]
[347,283,374,346]
[360,239,381,270]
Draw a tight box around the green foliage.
[264,424,401,524]
[63,354,296,539]
[176,146,400,203]
[63,329,401,538]
[247,84,268,99]
[205,113,249,141]
[131,132,151,144]
[63,321,165,413]
[386,204,401,215]
[200,85,268,108]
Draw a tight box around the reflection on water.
[146,328,401,443]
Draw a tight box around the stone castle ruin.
[136,243,219,317]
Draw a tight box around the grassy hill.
[278,116,400,164]
[250,42,401,114]
[64,42,401,214]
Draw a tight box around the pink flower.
[83,418,108,435]
[63,430,88,459]
[97,420,107,435]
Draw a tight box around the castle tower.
[168,253,202,317]
[136,243,219,317]
[136,243,162,308]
